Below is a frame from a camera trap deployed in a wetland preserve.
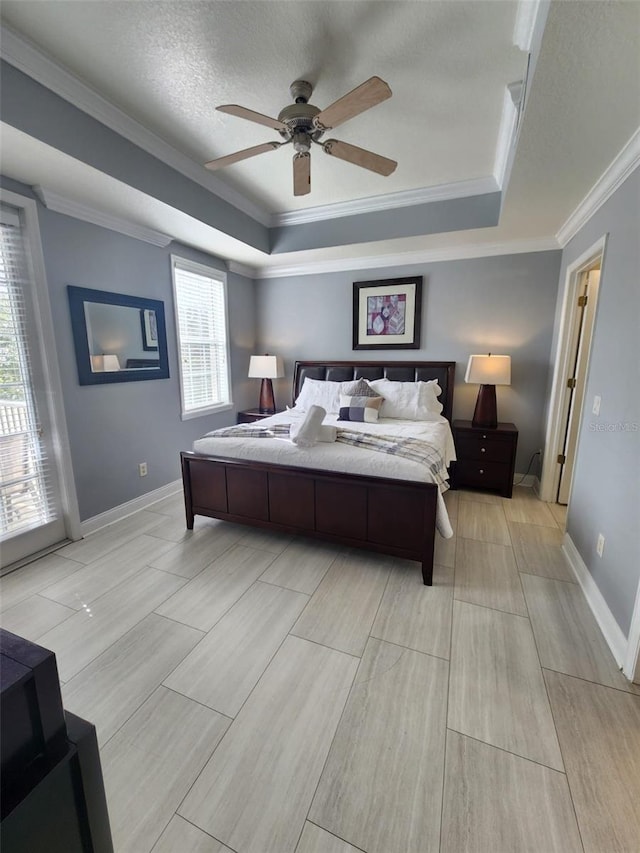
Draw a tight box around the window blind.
[173,261,230,415]
[0,209,56,539]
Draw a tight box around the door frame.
[539,234,607,503]
[1,189,80,562]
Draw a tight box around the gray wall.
[256,250,562,472]
[1,176,257,521]
[555,168,640,637]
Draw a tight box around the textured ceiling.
[0,0,526,213]
[0,0,639,271]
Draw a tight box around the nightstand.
[237,408,284,424]
[451,420,518,498]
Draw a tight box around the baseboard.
[80,480,182,537]
[563,533,628,668]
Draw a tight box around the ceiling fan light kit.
[206,76,397,196]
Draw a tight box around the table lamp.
[465,354,511,428]
[248,354,284,414]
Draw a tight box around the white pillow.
[367,378,443,419]
[293,377,367,413]
[420,379,444,414]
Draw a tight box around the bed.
[181,360,456,585]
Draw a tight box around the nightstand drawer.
[451,420,518,498]
[454,460,511,490]
[455,434,513,463]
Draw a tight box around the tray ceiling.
[0,0,638,273]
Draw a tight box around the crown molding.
[270,176,499,228]
[556,126,640,247]
[493,87,519,190]
[0,24,271,228]
[256,236,559,280]
[513,0,541,51]
[227,260,258,279]
[32,185,172,247]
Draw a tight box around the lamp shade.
[90,354,120,372]
[248,354,284,379]
[465,354,511,386]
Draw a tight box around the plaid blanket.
[207,423,449,489]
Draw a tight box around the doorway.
[0,191,79,571]
[540,236,606,506]
[556,263,601,504]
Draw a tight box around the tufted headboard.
[292,360,456,422]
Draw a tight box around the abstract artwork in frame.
[352,276,423,350]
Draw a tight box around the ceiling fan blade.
[313,76,392,131]
[205,141,282,170]
[217,104,288,131]
[322,139,397,176]
[293,152,311,196]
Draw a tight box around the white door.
[557,267,601,504]
[0,199,76,568]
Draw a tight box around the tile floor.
[1,486,639,853]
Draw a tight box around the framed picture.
[352,276,423,350]
[140,308,158,351]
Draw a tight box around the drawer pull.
[482,434,487,439]
[481,447,486,453]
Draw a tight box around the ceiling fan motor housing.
[278,81,324,144]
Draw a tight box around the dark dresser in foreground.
[0,629,113,853]
[451,420,518,498]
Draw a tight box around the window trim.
[170,254,233,420]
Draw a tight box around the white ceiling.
[1,0,639,273]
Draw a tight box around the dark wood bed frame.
[181,360,456,585]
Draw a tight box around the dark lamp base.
[258,378,276,414]
[471,384,498,429]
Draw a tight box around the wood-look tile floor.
[1,487,638,852]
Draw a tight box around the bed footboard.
[181,451,438,585]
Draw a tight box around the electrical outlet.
[138,462,147,477]
[592,395,601,416]
[596,533,605,557]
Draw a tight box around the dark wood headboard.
[292,360,456,422]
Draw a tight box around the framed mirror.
[67,286,170,385]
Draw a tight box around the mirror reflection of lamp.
[248,354,284,413]
[90,354,121,372]
[465,354,511,428]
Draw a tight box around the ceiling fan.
[205,76,397,196]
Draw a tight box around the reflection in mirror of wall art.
[140,308,158,351]
[68,285,170,385]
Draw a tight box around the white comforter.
[193,410,456,538]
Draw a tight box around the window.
[0,202,70,557]
[171,256,232,419]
